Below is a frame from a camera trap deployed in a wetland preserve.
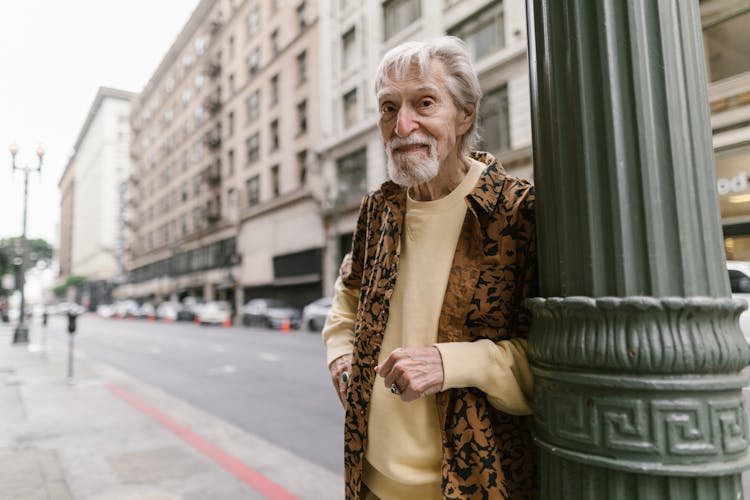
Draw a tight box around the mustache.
[387,133,436,152]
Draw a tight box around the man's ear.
[457,104,475,136]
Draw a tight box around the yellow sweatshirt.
[323,159,533,499]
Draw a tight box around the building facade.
[121,0,324,313]
[58,86,133,308]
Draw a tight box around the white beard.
[385,133,439,187]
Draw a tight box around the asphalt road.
[43,314,345,475]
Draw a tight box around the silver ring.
[390,383,401,395]
[342,371,350,384]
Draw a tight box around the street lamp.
[8,142,44,344]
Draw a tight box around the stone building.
[58,86,133,308]
[121,0,323,313]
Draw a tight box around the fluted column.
[525,1,750,498]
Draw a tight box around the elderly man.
[323,37,538,499]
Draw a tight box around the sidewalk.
[0,322,342,500]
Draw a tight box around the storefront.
[717,145,750,260]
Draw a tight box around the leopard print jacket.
[341,152,539,499]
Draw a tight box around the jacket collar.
[380,151,508,216]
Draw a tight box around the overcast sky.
[0,0,200,246]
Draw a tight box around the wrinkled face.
[377,60,470,187]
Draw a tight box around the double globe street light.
[8,142,44,344]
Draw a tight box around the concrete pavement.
[0,321,343,500]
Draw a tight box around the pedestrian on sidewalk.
[323,37,538,500]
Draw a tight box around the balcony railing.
[206,160,221,185]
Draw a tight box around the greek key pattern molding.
[526,296,750,373]
[534,378,749,467]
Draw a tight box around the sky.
[0,0,201,246]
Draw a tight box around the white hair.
[374,36,482,155]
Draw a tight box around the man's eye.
[381,104,396,114]
[420,100,433,108]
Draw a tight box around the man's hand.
[329,353,353,408]
[376,347,444,402]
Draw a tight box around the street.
[42,314,344,475]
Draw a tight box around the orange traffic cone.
[194,317,201,326]
[222,317,231,328]
[280,318,291,333]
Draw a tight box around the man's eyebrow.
[377,84,440,101]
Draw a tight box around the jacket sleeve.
[322,274,359,366]
[322,194,369,366]
[435,183,537,415]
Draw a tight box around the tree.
[0,237,55,296]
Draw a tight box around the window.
[194,105,204,127]
[703,2,750,82]
[194,172,203,195]
[248,6,260,36]
[342,28,356,71]
[297,50,307,84]
[296,101,307,135]
[228,111,235,136]
[193,206,203,230]
[247,175,260,206]
[297,2,307,31]
[228,73,235,94]
[247,133,260,163]
[181,88,192,105]
[271,164,280,196]
[336,148,368,206]
[195,74,204,92]
[449,1,504,62]
[271,119,280,150]
[343,89,358,128]
[383,0,421,40]
[227,149,235,176]
[193,141,203,163]
[228,36,235,58]
[181,182,188,202]
[248,47,260,77]
[195,36,206,55]
[478,85,510,154]
[270,73,279,105]
[271,29,279,56]
[181,214,188,235]
[247,89,261,121]
[271,0,279,14]
[297,150,307,186]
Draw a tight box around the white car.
[302,297,332,331]
[727,260,750,343]
[196,301,232,326]
[156,302,179,322]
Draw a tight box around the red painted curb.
[106,383,299,500]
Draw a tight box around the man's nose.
[395,107,418,137]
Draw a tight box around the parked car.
[114,300,139,318]
[156,301,179,322]
[241,298,301,329]
[196,301,232,325]
[302,297,332,331]
[140,302,156,319]
[176,297,204,321]
[728,260,750,343]
[96,304,114,318]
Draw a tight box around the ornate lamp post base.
[13,323,28,344]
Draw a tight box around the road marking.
[106,383,299,500]
[207,364,237,375]
[257,352,280,363]
[209,344,226,353]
